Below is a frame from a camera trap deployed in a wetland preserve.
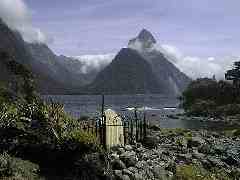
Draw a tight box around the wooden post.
[124,121,128,145]
[88,121,90,133]
[130,117,133,144]
[134,107,138,142]
[101,94,106,148]
[143,111,147,139]
[140,120,143,141]
[92,120,94,134]
[95,120,98,137]
[101,94,105,118]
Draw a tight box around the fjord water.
[43,94,229,130]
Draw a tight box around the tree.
[0,51,38,103]
[225,61,240,87]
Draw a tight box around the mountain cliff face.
[57,55,99,85]
[0,18,91,94]
[26,43,86,88]
[88,29,191,95]
[0,18,67,94]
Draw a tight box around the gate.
[104,109,124,148]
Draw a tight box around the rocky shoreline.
[108,128,240,180]
[179,115,240,126]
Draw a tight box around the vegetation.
[225,61,240,87]
[0,152,42,180]
[174,164,232,180]
[181,60,240,117]
[0,52,104,179]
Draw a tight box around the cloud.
[75,54,115,74]
[127,38,236,80]
[0,0,48,43]
[160,44,236,80]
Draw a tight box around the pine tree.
[225,61,240,88]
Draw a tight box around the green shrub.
[0,152,41,180]
[0,103,19,129]
[174,164,208,180]
[149,124,161,131]
[65,130,101,152]
[174,164,231,180]
[215,104,240,116]
[181,77,240,117]
[187,100,216,117]
[233,129,240,136]
[0,83,12,103]
[142,135,159,149]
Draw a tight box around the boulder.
[122,175,131,180]
[122,169,134,177]
[198,144,212,154]
[177,153,192,163]
[142,136,159,149]
[117,147,125,155]
[207,156,225,167]
[133,173,144,180]
[125,145,133,151]
[112,159,126,170]
[223,155,240,166]
[120,151,137,167]
[188,136,205,147]
[128,167,138,174]
[115,170,130,180]
[135,161,147,169]
[192,151,205,160]
[152,165,169,180]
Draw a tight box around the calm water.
[42,94,231,130]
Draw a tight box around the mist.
[0,0,48,43]
[160,44,236,80]
[75,54,115,74]
[128,38,236,80]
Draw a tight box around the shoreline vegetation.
[0,53,240,179]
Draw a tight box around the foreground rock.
[109,129,240,180]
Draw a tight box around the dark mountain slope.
[0,18,65,94]
[87,48,164,94]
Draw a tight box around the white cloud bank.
[75,44,237,79]
[160,44,237,80]
[128,38,237,80]
[75,54,115,74]
[0,0,48,43]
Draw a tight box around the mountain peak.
[128,29,157,50]
[137,29,156,44]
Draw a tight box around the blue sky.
[23,0,240,57]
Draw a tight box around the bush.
[233,129,240,136]
[0,103,19,129]
[181,77,240,117]
[142,136,159,149]
[174,164,207,180]
[215,104,240,116]
[64,130,101,152]
[174,164,231,180]
[0,152,41,179]
[186,100,216,117]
